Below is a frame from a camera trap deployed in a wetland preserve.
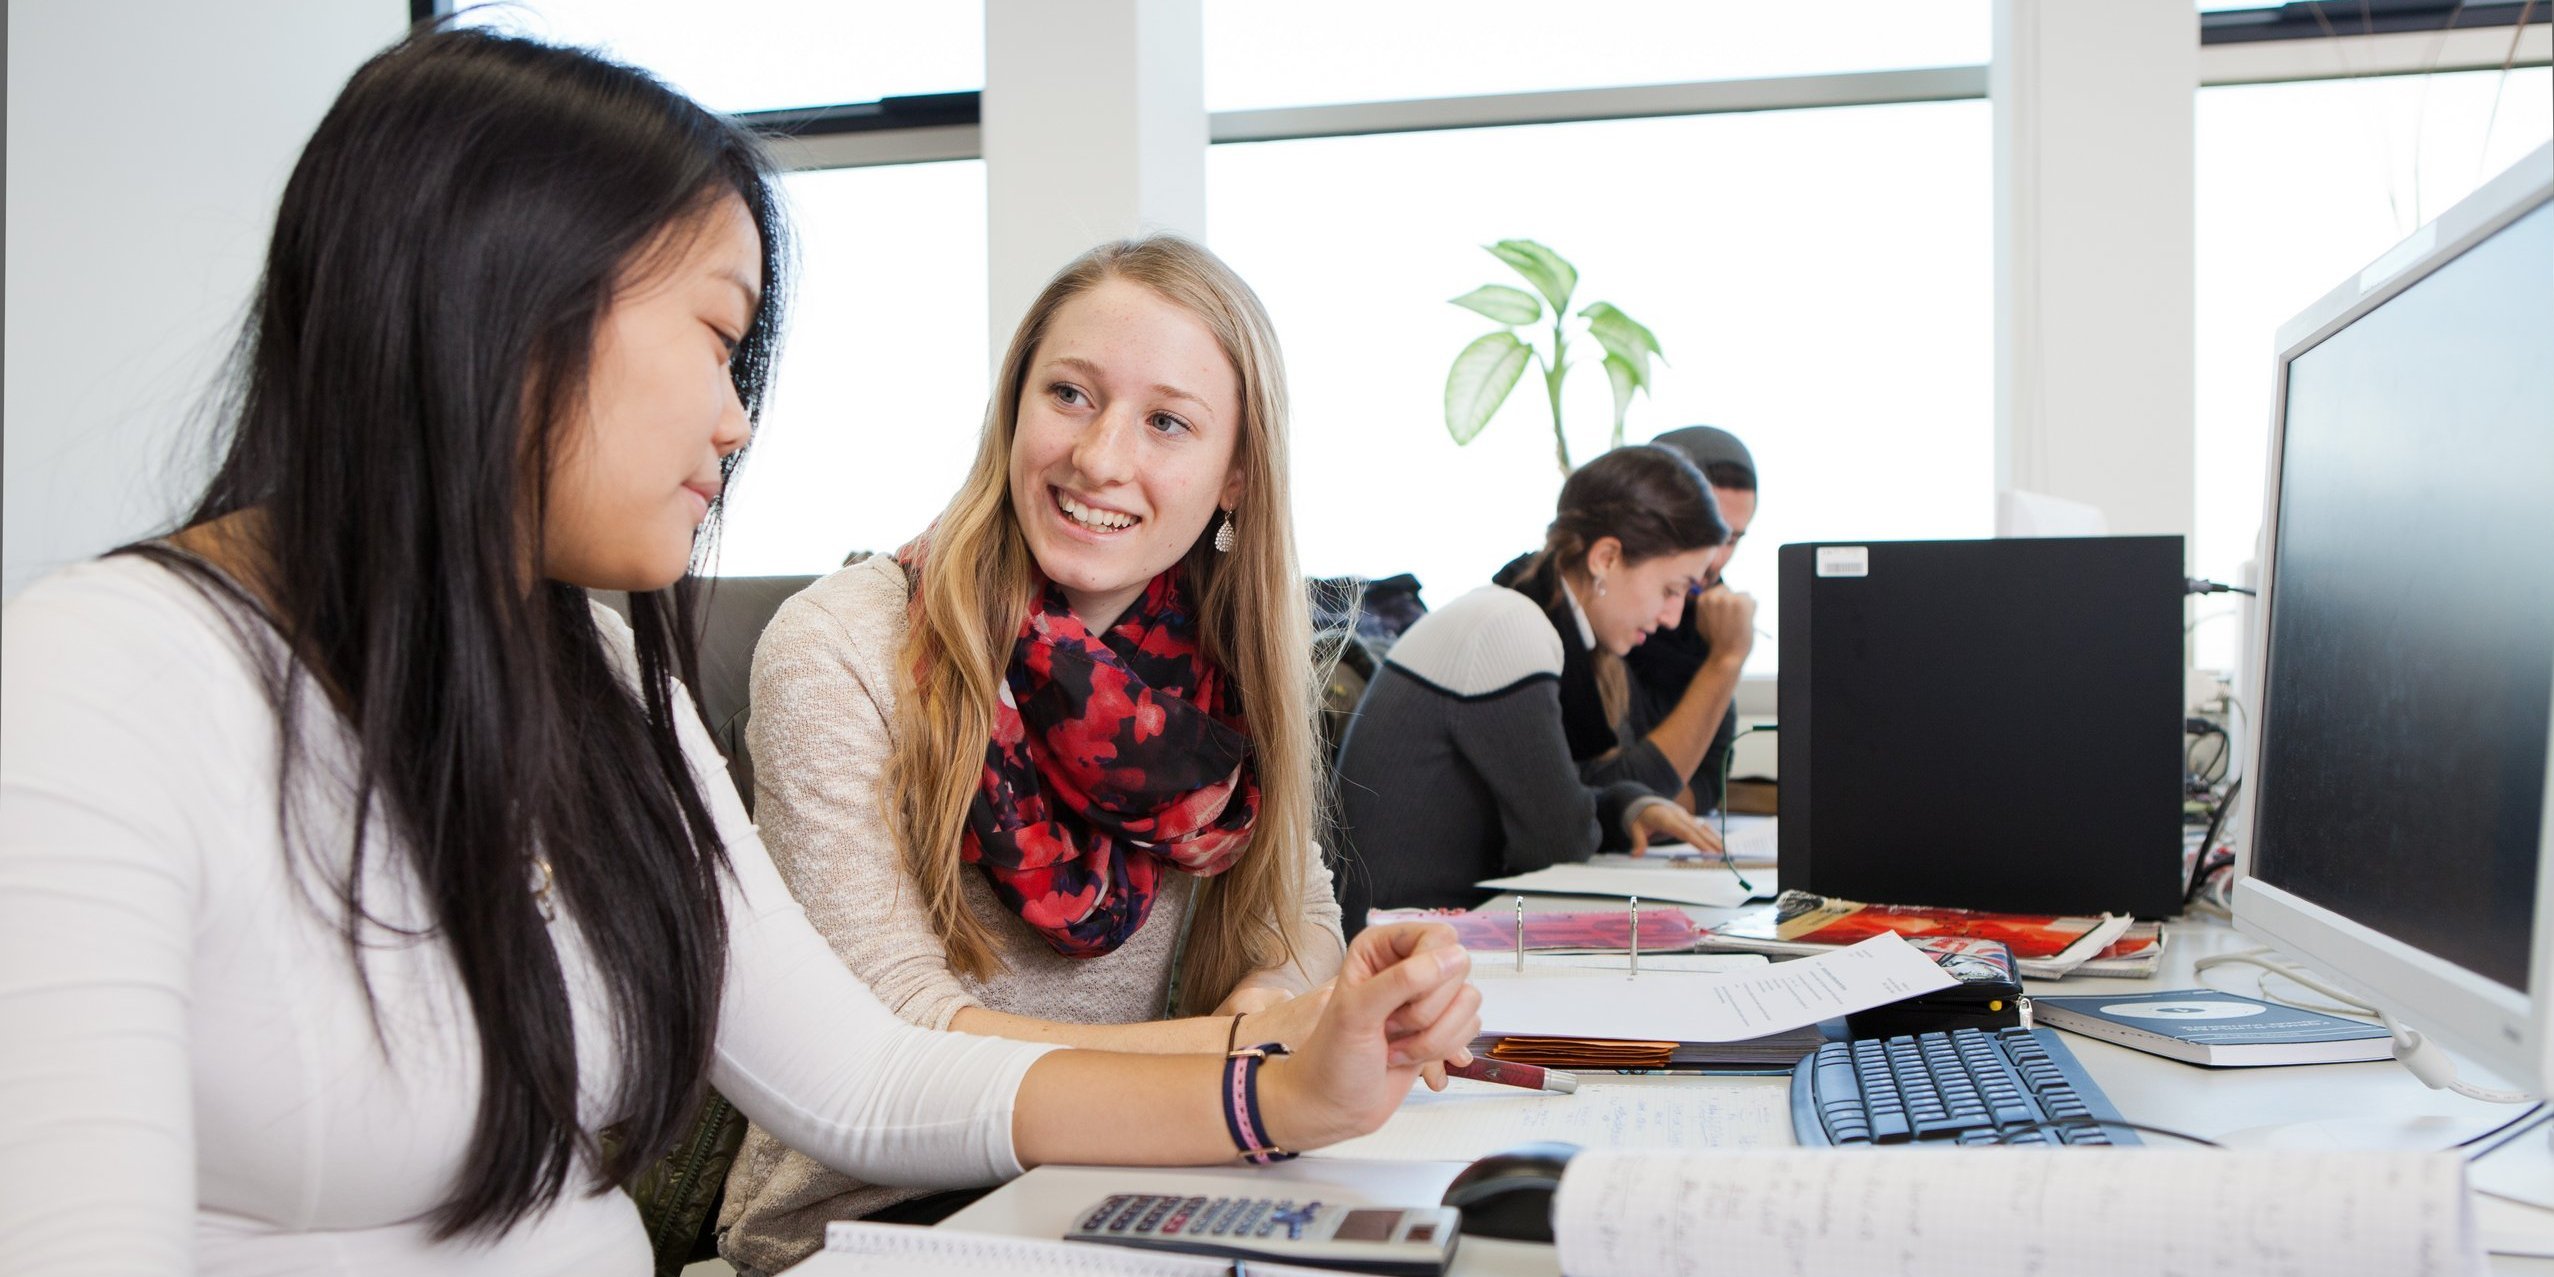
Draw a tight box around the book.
[2032,988,2394,1067]
[1467,935,1953,1073]
[1473,954,1807,1066]
[1481,1026,1825,1071]
[2066,922,2169,978]
[1697,889,2163,979]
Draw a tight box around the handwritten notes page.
[1554,1149,2482,1277]
[1311,1077,1791,1162]
[1473,932,1957,1043]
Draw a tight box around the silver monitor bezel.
[2229,142,2554,1094]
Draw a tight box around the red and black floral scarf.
[906,547,1259,958]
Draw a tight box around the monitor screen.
[2249,199,2553,996]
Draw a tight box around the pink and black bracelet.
[1221,1041,1297,1165]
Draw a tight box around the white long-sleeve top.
[0,556,1060,1275]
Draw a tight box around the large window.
[715,161,989,577]
[451,2,992,577]
[1204,0,1987,112]
[2191,66,2553,671]
[1208,100,1994,676]
[450,0,981,113]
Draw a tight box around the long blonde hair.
[885,235,1315,1012]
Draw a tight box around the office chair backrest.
[689,575,821,809]
[1312,627,1380,771]
[591,574,821,813]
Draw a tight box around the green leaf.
[1486,240,1578,313]
[1603,352,1640,448]
[1444,331,1533,445]
[1579,301,1665,397]
[1449,284,1542,326]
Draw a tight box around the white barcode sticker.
[1815,546,1869,578]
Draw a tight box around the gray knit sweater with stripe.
[1329,585,1681,926]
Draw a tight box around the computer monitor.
[2230,142,2554,1101]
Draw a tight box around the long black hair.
[127,29,790,1238]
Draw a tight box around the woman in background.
[0,32,1475,1274]
[720,236,1357,1273]
[1330,445,1731,928]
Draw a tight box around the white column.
[1992,0,2197,545]
[981,0,1208,360]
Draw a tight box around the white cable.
[2191,950,2538,1104]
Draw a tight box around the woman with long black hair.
[0,29,1476,1273]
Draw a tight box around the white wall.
[5,2,408,599]
[1991,0,2198,545]
[982,0,1206,358]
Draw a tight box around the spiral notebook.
[1552,1148,2482,1277]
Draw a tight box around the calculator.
[1062,1192,1462,1275]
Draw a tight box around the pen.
[1514,894,1525,973]
[1445,1056,1580,1093]
[1629,895,1639,980]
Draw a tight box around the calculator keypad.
[1067,1193,1453,1275]
[1078,1194,1352,1240]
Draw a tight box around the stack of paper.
[1471,933,1954,1050]
[1309,1077,1794,1163]
[1588,813,1780,868]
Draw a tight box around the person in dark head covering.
[1624,426,1760,810]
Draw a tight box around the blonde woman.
[719,236,1356,1273]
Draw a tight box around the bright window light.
[2191,66,2553,672]
[714,161,989,577]
[1205,0,1987,112]
[1208,100,1994,675]
[449,0,981,113]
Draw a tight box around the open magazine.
[1697,889,2164,979]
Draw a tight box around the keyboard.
[1791,1026,2143,1147]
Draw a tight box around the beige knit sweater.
[716,554,1346,1276]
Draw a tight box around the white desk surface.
[785,891,2554,1275]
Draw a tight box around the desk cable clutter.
[2191,949,2540,1107]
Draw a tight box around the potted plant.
[1442,238,1666,477]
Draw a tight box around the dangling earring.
[1213,509,1238,553]
[1595,573,1608,598]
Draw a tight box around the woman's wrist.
[1243,1054,1330,1156]
[1685,653,1746,694]
[1621,794,1673,836]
